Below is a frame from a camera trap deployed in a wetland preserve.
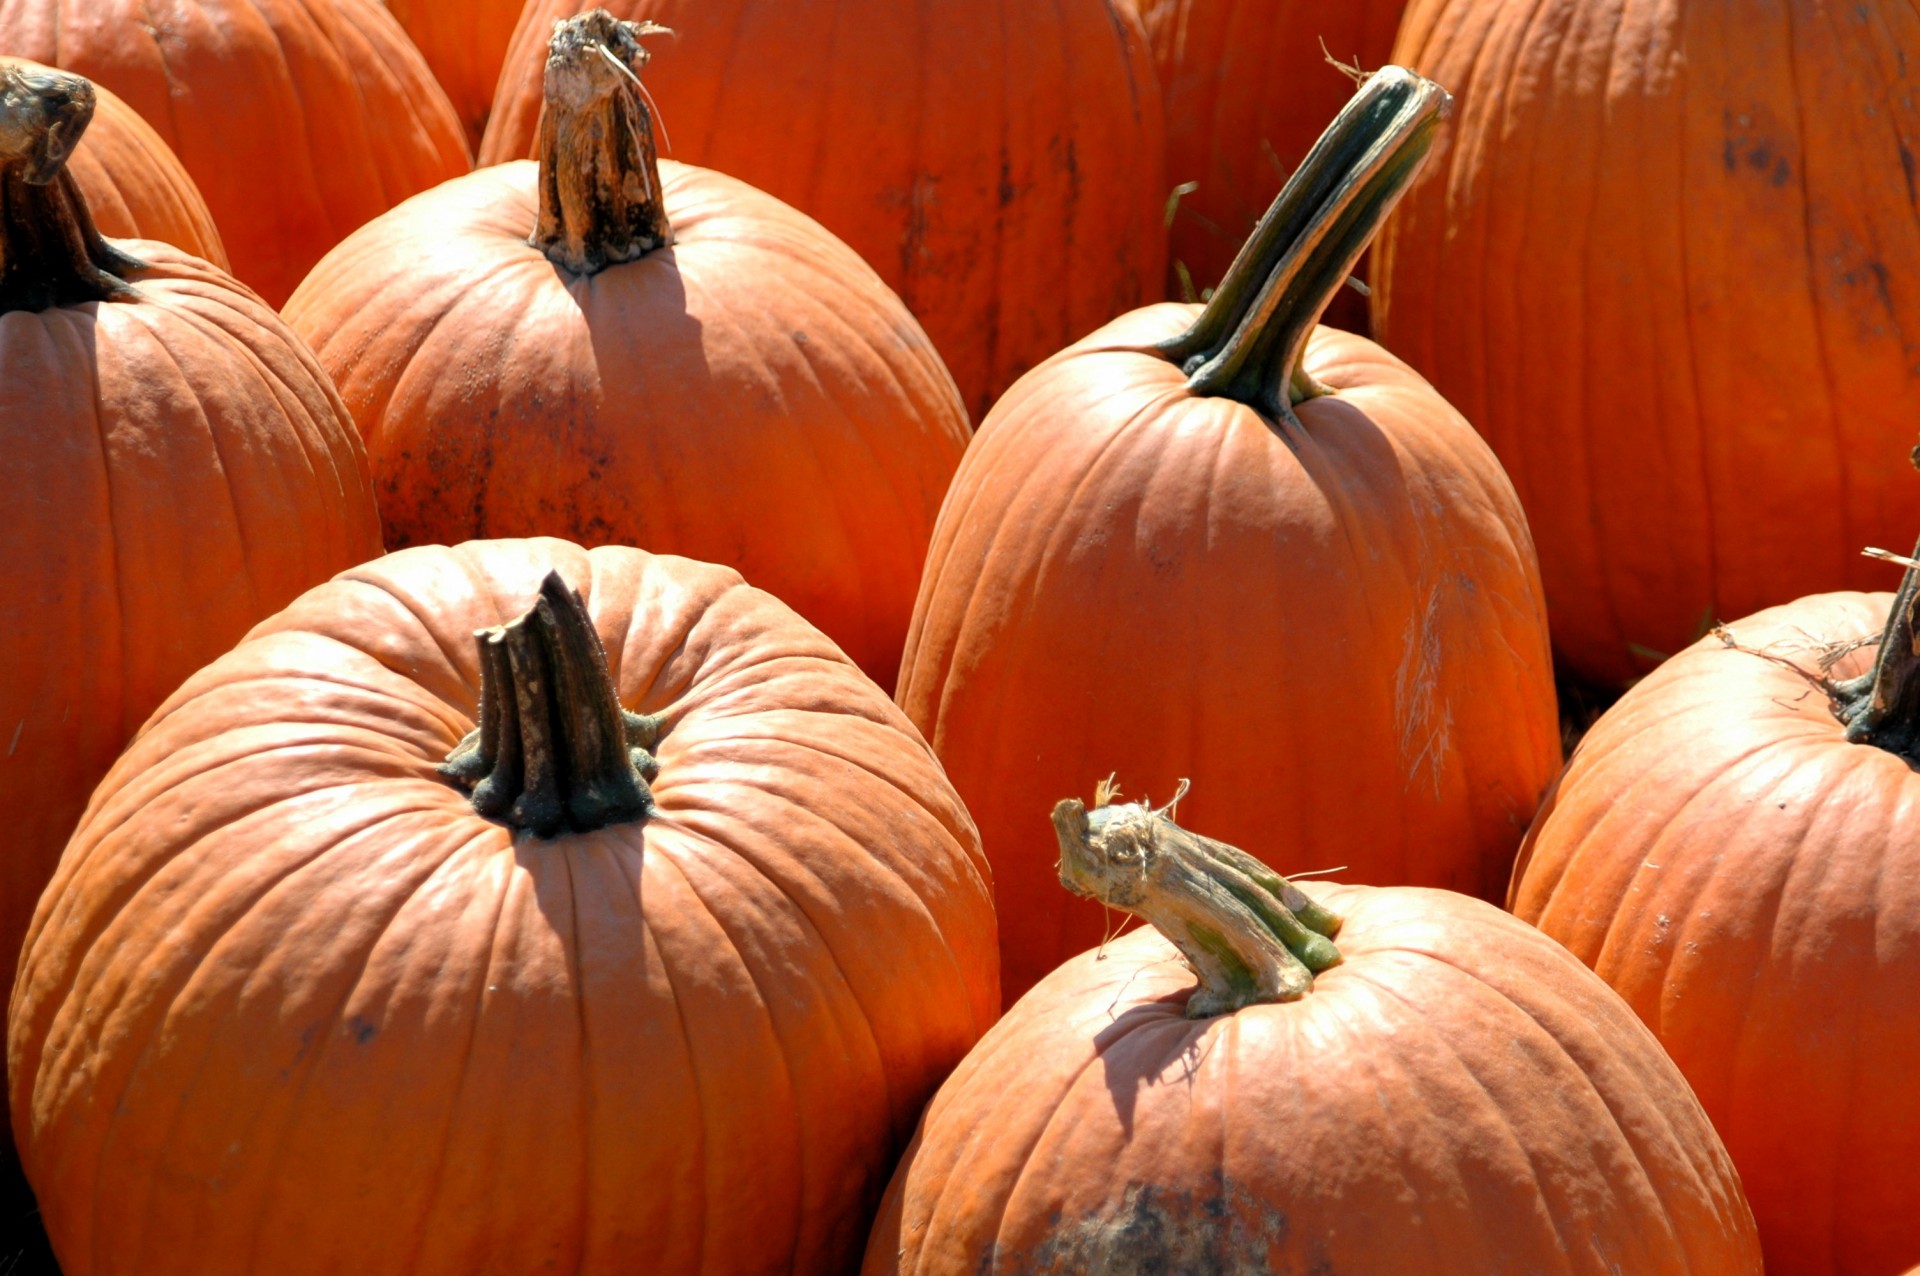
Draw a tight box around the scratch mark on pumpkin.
[7,720,20,756]
[1395,585,1452,798]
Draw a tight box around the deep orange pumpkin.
[897,69,1560,1002]
[383,0,525,151]
[1139,0,1404,308]
[864,796,1762,1273]
[1510,551,1920,1275]
[0,61,382,1150]
[285,13,970,690]
[478,0,1167,420]
[1375,0,1920,685]
[10,539,999,1274]
[0,56,225,268]
[0,0,470,305]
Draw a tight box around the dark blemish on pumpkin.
[1000,158,1017,208]
[792,330,808,344]
[1901,144,1918,207]
[346,1015,378,1045]
[1870,260,1895,313]
[900,173,937,282]
[988,1170,1289,1274]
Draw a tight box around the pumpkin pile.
[3,1,1920,1273]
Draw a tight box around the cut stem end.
[1051,792,1341,1018]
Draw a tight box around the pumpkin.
[864,792,1763,1273]
[0,0,470,305]
[0,61,381,1187]
[1138,0,1404,316]
[1510,546,1920,1275]
[1374,0,1920,686]
[9,539,999,1274]
[896,68,1561,1002]
[1,56,225,268]
[284,12,970,691]
[477,0,1167,420]
[383,0,526,151]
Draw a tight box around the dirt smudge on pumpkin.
[984,1170,1296,1275]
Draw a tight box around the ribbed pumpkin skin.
[0,0,470,305]
[866,884,1762,1275]
[9,539,1000,1276]
[0,240,383,1108]
[283,159,970,691]
[478,0,1168,419]
[383,0,524,151]
[897,308,1560,1002]
[1,57,227,268]
[1140,0,1404,296]
[1375,0,1920,686]
[1511,592,1920,1276]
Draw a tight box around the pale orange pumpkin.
[11,541,998,1274]
[286,13,969,689]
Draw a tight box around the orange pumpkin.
[1139,0,1404,309]
[1375,0,1920,685]
[479,0,1167,419]
[865,795,1762,1274]
[897,68,1560,1002]
[285,13,969,690]
[0,0,470,305]
[383,0,526,151]
[10,540,999,1274]
[1,56,225,268]
[1511,549,1920,1275]
[0,60,382,1158]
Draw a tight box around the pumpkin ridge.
[227,820,503,1267]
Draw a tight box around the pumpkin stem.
[1051,792,1341,1018]
[532,9,674,275]
[1832,538,1920,757]
[1157,67,1448,420]
[0,64,142,314]
[440,571,662,837]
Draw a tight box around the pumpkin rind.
[0,56,226,268]
[285,21,970,690]
[897,70,1561,1002]
[866,880,1763,1274]
[0,66,383,1171]
[478,0,1168,420]
[1511,588,1920,1276]
[383,0,525,151]
[9,539,999,1275]
[1375,0,1920,684]
[0,0,471,305]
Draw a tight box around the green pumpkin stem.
[1157,66,1449,420]
[440,571,662,837]
[1051,791,1342,1019]
[1832,539,1920,757]
[0,65,142,314]
[532,9,674,275]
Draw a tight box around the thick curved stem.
[1833,538,1920,758]
[532,10,674,275]
[1052,794,1341,1018]
[440,571,662,837]
[0,65,142,314]
[1157,67,1449,421]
